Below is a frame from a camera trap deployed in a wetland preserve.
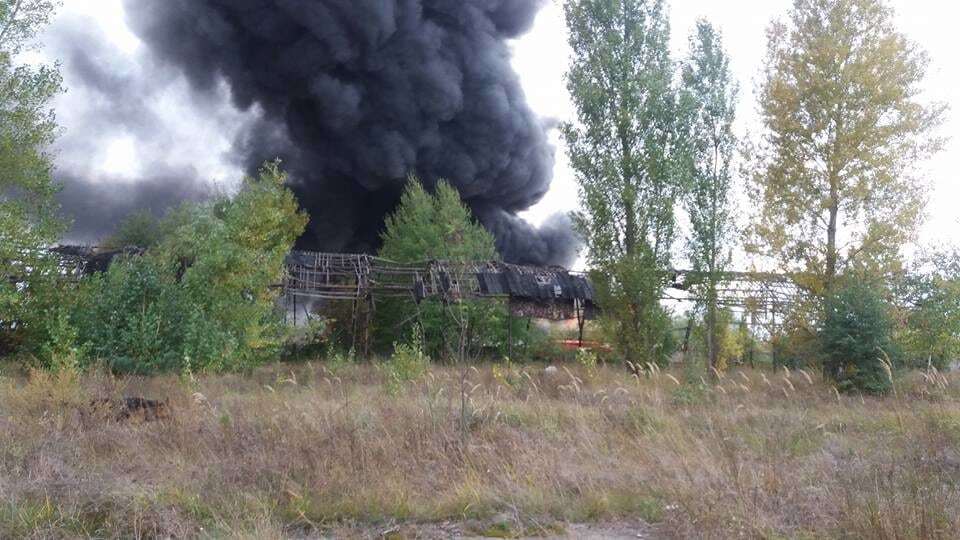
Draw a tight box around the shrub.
[63,162,307,374]
[384,329,429,394]
[594,248,676,367]
[820,278,898,394]
[283,317,330,361]
[895,248,960,370]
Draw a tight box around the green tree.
[681,20,737,373]
[0,0,64,339]
[749,0,946,294]
[895,248,960,370]
[821,277,898,394]
[377,178,504,359]
[102,210,164,250]
[562,0,686,365]
[68,162,307,373]
[380,179,497,265]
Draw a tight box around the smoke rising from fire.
[54,0,579,266]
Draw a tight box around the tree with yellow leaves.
[749,0,946,294]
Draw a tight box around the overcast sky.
[513,0,958,250]
[45,0,958,254]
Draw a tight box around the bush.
[384,329,429,394]
[895,249,960,370]
[820,279,898,394]
[62,162,307,374]
[594,248,676,367]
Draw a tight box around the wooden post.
[507,307,513,359]
[350,298,359,354]
[576,300,586,348]
[363,295,374,359]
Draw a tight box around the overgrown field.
[2,361,959,539]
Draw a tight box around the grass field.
[1,360,959,539]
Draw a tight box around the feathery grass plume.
[646,363,661,379]
[782,377,796,393]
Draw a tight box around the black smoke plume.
[52,1,579,266]
[58,168,214,244]
[121,0,578,266]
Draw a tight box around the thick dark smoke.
[58,168,215,244]
[112,0,579,266]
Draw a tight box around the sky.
[40,0,959,256]
[513,0,959,250]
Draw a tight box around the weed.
[0,363,958,538]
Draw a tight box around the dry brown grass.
[1,360,960,539]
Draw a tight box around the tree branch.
[0,0,24,47]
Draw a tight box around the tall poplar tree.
[750,0,946,293]
[562,0,686,365]
[681,20,737,373]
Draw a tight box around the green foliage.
[562,0,687,268]
[895,248,960,370]
[102,210,165,249]
[0,0,64,346]
[0,1,60,54]
[325,347,356,374]
[39,309,86,372]
[680,20,738,372]
[562,1,696,367]
[376,177,506,359]
[283,317,329,361]
[380,178,496,264]
[688,308,750,371]
[594,248,675,367]
[70,255,191,373]
[63,162,307,373]
[820,278,898,394]
[384,328,429,395]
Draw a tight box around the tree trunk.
[707,284,719,375]
[624,197,637,256]
[826,184,839,293]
